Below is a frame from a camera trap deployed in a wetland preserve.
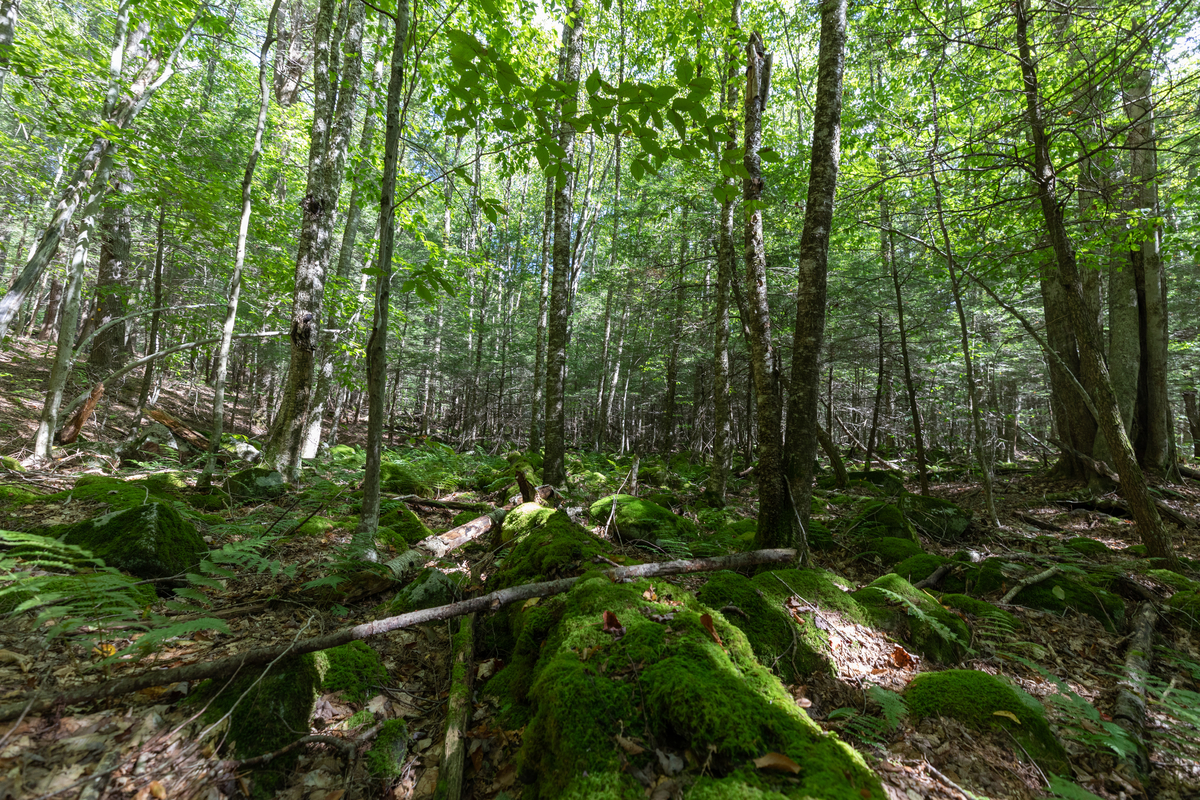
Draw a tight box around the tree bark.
[542,0,584,487]
[84,169,133,373]
[529,171,552,451]
[661,205,688,456]
[0,0,19,100]
[1014,0,1176,567]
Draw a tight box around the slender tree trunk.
[1015,0,1176,567]
[864,314,884,467]
[661,205,688,456]
[199,0,281,488]
[134,205,166,424]
[1184,391,1200,459]
[542,0,584,487]
[0,0,20,100]
[357,0,410,554]
[530,173,553,451]
[83,168,132,372]
[783,0,847,561]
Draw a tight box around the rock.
[378,502,430,547]
[366,720,409,779]
[904,669,1069,775]
[322,641,388,703]
[860,536,924,566]
[852,574,970,664]
[61,501,207,581]
[847,499,918,542]
[491,503,613,589]
[588,494,699,546]
[225,467,286,502]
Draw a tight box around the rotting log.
[438,613,475,800]
[56,383,104,445]
[147,407,212,454]
[1113,599,1158,783]
[0,548,797,721]
[386,494,490,512]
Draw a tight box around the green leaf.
[585,67,601,96]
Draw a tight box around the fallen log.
[56,383,104,445]
[1000,565,1062,604]
[386,494,490,512]
[147,407,212,454]
[0,548,797,721]
[1112,599,1158,783]
[1014,511,1063,532]
[439,613,475,800]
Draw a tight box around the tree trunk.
[530,171,552,451]
[134,206,166,425]
[1014,0,1176,567]
[84,167,133,374]
[783,0,847,558]
[357,0,410,555]
[542,0,584,487]
[864,314,884,467]
[0,0,20,100]
[1183,391,1200,459]
[661,205,688,456]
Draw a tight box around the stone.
[225,467,286,502]
[61,501,207,581]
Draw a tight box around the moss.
[378,502,431,545]
[195,653,326,797]
[1167,589,1200,618]
[939,593,1021,639]
[847,469,906,495]
[292,515,336,537]
[185,489,230,512]
[588,494,700,544]
[450,509,479,528]
[1065,537,1110,556]
[905,669,1069,774]
[365,719,408,780]
[322,641,388,703]
[328,444,360,462]
[225,467,287,502]
[507,575,883,800]
[980,563,1124,632]
[1149,569,1197,592]
[846,500,917,542]
[0,484,38,507]
[61,502,207,581]
[379,462,433,497]
[1125,544,1148,557]
[899,493,971,541]
[65,474,175,508]
[892,554,950,584]
[861,536,924,566]
[1,456,26,472]
[852,574,969,664]
[491,503,612,590]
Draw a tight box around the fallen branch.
[223,734,355,769]
[1000,565,1062,604]
[1112,599,1158,783]
[0,548,796,721]
[440,614,475,800]
[913,563,953,591]
[387,494,491,512]
[56,383,104,445]
[1014,512,1063,532]
[417,510,504,559]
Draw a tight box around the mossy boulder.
[852,574,969,664]
[1,455,25,472]
[294,515,337,537]
[892,554,950,584]
[1167,589,1200,618]
[61,502,207,581]
[846,469,906,495]
[67,474,175,509]
[490,574,883,800]
[379,462,432,497]
[1065,537,1110,557]
[847,500,917,542]
[225,467,286,502]
[589,494,699,545]
[899,493,971,541]
[861,536,924,567]
[388,568,465,613]
[366,719,408,779]
[939,594,1021,639]
[378,502,430,546]
[196,653,326,797]
[1149,569,1197,592]
[185,488,230,512]
[904,669,1069,775]
[322,641,387,702]
[976,562,1125,631]
[492,503,612,590]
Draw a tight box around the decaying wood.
[56,383,104,445]
[147,407,212,453]
[515,468,536,503]
[913,563,953,591]
[386,494,490,512]
[1014,512,1063,532]
[440,613,475,800]
[999,565,1062,604]
[1113,599,1158,782]
[0,548,797,721]
[419,511,502,559]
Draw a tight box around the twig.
[223,734,355,769]
[999,565,1062,604]
[913,563,953,590]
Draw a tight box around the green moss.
[1065,537,1110,556]
[892,554,950,584]
[344,709,374,728]
[899,493,971,541]
[1149,569,1197,592]
[905,669,1069,774]
[450,509,479,528]
[328,444,361,463]
[1,456,26,472]
[847,500,917,542]
[861,536,924,566]
[225,467,286,502]
[366,719,408,779]
[847,469,906,495]
[1167,589,1200,618]
[0,484,38,507]
[852,574,969,664]
[322,641,388,703]
[61,502,207,581]
[379,462,433,497]
[508,576,883,800]
[64,474,173,508]
[378,502,431,546]
[185,489,230,512]
[1125,544,1148,557]
[491,503,612,590]
[980,562,1124,631]
[588,494,700,544]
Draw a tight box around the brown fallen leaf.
[616,734,645,755]
[148,781,167,799]
[753,752,801,774]
[889,645,916,669]
[603,610,625,638]
[700,613,722,646]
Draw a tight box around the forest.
[1,0,1200,796]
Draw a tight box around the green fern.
[827,684,908,749]
[875,586,973,654]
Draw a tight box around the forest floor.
[1,338,1200,800]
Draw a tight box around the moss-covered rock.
[891,554,950,584]
[322,641,387,703]
[61,502,207,581]
[847,500,917,542]
[184,488,230,512]
[67,474,175,509]
[861,536,924,567]
[939,594,1021,639]
[389,568,465,613]
[1065,537,1110,556]
[225,467,286,502]
[978,562,1124,631]
[846,469,906,495]
[492,503,612,590]
[491,574,883,800]
[1,455,26,472]
[900,493,971,541]
[588,494,699,546]
[852,574,969,664]
[1149,569,1197,592]
[366,719,408,779]
[379,462,432,497]
[294,515,337,537]
[378,502,430,546]
[1167,589,1200,618]
[904,669,1069,774]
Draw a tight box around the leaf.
[889,644,916,668]
[602,610,625,637]
[1052,585,1066,600]
[616,734,645,755]
[993,710,1021,724]
[700,613,722,645]
[752,752,801,774]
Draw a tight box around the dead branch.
[0,548,796,721]
[440,613,475,800]
[999,565,1062,604]
[1112,599,1158,783]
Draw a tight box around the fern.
[827,683,908,749]
[874,586,972,655]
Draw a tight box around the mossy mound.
[379,462,433,497]
[366,719,408,779]
[892,554,950,584]
[61,502,207,581]
[861,536,924,567]
[491,503,612,590]
[294,515,337,537]
[938,594,1021,640]
[195,653,326,798]
[1167,589,1200,618]
[899,493,971,541]
[904,669,1069,774]
[0,484,39,507]
[450,509,480,528]
[388,568,465,613]
[846,469,906,495]
[322,641,387,703]
[1,455,26,472]
[225,467,286,502]
[1149,569,1197,592]
[1065,537,1110,557]
[847,500,917,543]
[184,488,230,512]
[479,452,542,495]
[378,502,431,546]
[977,562,1125,632]
[806,518,835,551]
[852,574,969,664]
[589,494,700,546]
[65,474,176,509]
[491,575,883,800]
